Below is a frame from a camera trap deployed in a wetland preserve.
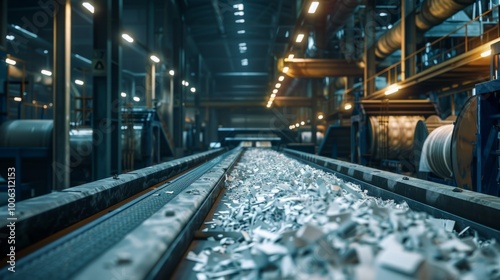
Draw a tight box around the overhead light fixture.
[121,92,127,97]
[150,55,160,63]
[121,33,134,43]
[237,30,246,34]
[295,123,300,127]
[287,54,294,60]
[169,70,175,76]
[241,59,248,66]
[344,103,352,110]
[318,114,324,120]
[13,97,22,102]
[266,103,272,108]
[233,4,244,10]
[379,12,388,16]
[75,54,92,64]
[481,49,492,57]
[275,83,281,88]
[234,11,244,16]
[5,58,16,66]
[133,96,140,102]
[282,66,289,73]
[296,33,305,43]
[308,1,319,14]
[300,121,305,126]
[239,42,246,47]
[384,84,399,95]
[82,2,95,13]
[271,93,276,98]
[190,87,196,93]
[5,35,15,41]
[75,79,84,85]
[278,75,285,82]
[387,24,393,29]
[12,24,37,38]
[41,69,52,76]
[272,89,278,94]
[43,50,49,54]
[235,19,245,23]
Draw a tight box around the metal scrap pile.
[188,149,500,279]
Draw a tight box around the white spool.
[421,124,454,178]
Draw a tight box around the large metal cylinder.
[421,124,454,178]
[374,0,476,59]
[368,116,424,160]
[0,120,53,148]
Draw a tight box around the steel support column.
[194,54,203,151]
[173,16,185,157]
[363,0,376,97]
[52,0,71,190]
[92,0,120,180]
[0,0,6,52]
[401,0,416,80]
[110,0,122,175]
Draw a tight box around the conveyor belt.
[1,150,239,279]
[3,148,500,279]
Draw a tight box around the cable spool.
[412,115,457,173]
[369,116,424,160]
[421,124,454,178]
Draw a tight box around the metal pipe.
[328,0,362,33]
[374,0,476,59]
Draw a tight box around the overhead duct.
[328,0,362,33]
[277,58,363,78]
[374,0,476,59]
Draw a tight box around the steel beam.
[363,0,376,97]
[110,0,122,175]
[52,0,71,190]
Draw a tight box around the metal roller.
[422,124,454,179]
[0,120,53,148]
[369,116,424,160]
[451,96,477,190]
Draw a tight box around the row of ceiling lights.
[233,3,248,66]
[267,1,318,109]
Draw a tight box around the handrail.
[363,5,500,97]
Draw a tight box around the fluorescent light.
[121,92,127,97]
[82,2,95,13]
[13,97,22,102]
[296,33,304,43]
[295,123,300,127]
[235,19,245,23]
[190,87,196,93]
[5,35,15,41]
[150,55,160,63]
[233,4,244,10]
[74,54,92,64]
[275,83,281,88]
[318,114,324,120]
[237,30,246,34]
[308,1,319,13]
[5,58,16,65]
[282,66,289,73]
[241,58,248,66]
[75,79,84,85]
[388,24,393,29]
[121,33,134,43]
[41,69,52,76]
[481,50,492,57]
[169,70,175,76]
[287,54,294,60]
[239,43,246,47]
[12,24,37,38]
[271,93,276,98]
[272,89,278,94]
[344,103,352,110]
[43,50,49,54]
[278,75,285,81]
[385,84,399,95]
[234,11,244,16]
[300,121,305,125]
[182,81,189,87]
[379,12,388,16]
[266,103,271,108]
[133,96,140,102]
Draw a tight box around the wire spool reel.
[451,95,477,191]
[412,115,457,175]
[420,124,454,179]
[369,116,424,160]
